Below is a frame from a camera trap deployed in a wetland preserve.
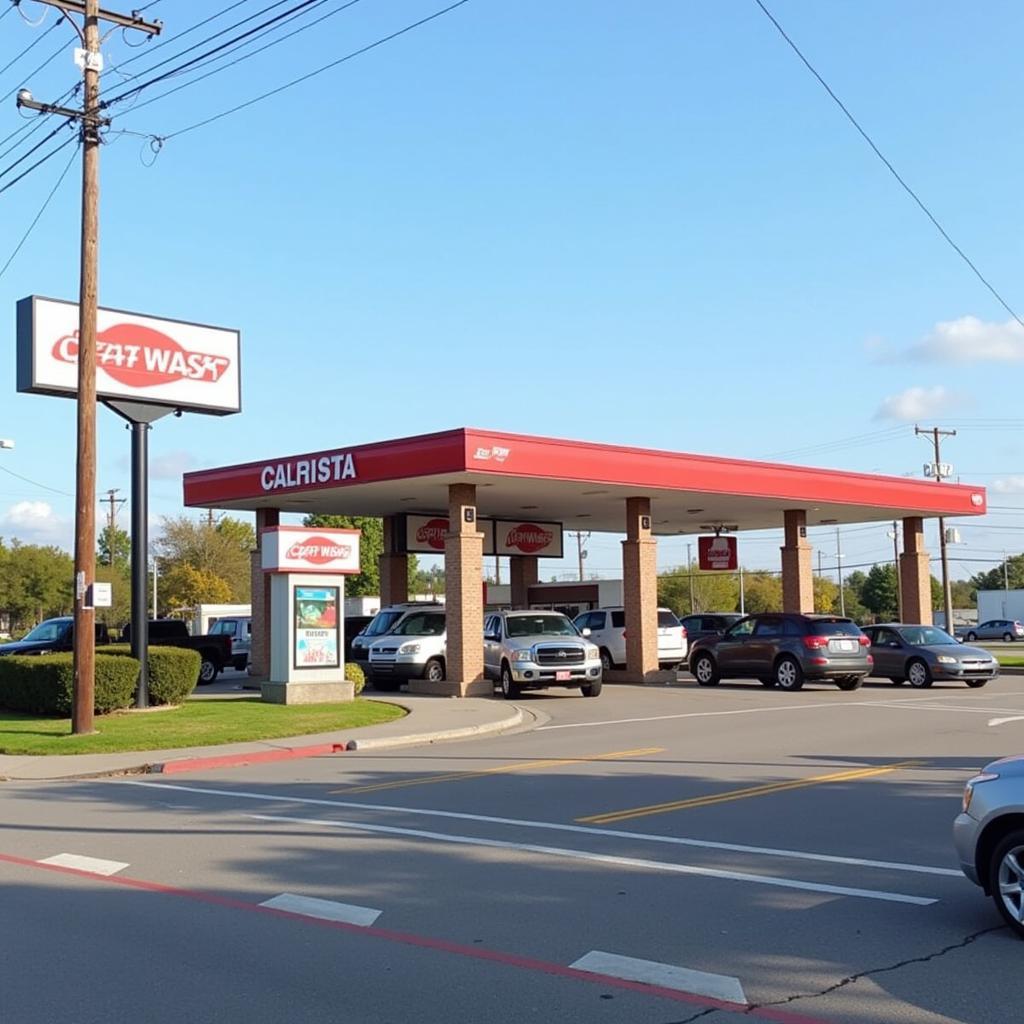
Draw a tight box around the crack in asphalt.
[658,925,1008,1024]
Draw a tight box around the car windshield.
[21,620,67,642]
[208,620,235,635]
[363,610,405,637]
[506,615,577,638]
[392,613,446,637]
[899,626,957,646]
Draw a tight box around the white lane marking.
[126,780,961,877]
[39,853,129,876]
[882,691,1024,704]
[570,950,747,1004]
[249,812,939,906]
[260,893,381,926]
[871,703,1024,715]
[989,716,1024,727]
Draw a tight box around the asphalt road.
[1,676,1021,1024]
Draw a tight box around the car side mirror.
[582,627,591,637]
[484,631,499,643]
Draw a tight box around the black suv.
[688,613,871,692]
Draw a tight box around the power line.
[753,0,1024,330]
[0,13,64,80]
[0,463,74,498]
[0,135,78,279]
[0,116,73,181]
[162,0,473,141]
[0,129,77,197]
[0,39,69,104]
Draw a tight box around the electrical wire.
[0,463,74,498]
[0,39,67,104]
[161,0,473,141]
[0,2,16,25]
[0,117,73,181]
[753,0,1024,329]
[0,130,77,197]
[0,137,79,280]
[0,13,63,80]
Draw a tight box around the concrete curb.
[345,706,526,751]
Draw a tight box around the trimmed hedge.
[106,644,200,706]
[345,661,365,696]
[0,653,139,716]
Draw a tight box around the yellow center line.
[577,759,924,825]
[330,747,664,795]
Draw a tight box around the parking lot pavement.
[2,679,1022,1023]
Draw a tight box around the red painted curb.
[152,742,347,775]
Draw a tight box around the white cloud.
[994,477,1024,494]
[874,385,957,422]
[909,316,1024,363]
[0,501,72,548]
[150,450,198,481]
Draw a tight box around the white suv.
[349,601,445,668]
[367,609,446,691]
[573,606,687,671]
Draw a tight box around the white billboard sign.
[16,295,241,415]
[493,520,564,558]
[404,514,495,555]
[262,527,361,574]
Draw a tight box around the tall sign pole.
[16,1,162,733]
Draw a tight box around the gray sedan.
[954,754,1024,938]
[863,623,999,688]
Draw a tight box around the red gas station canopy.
[183,427,987,534]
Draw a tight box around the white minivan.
[573,606,687,671]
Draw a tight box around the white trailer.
[977,590,1024,623]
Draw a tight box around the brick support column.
[438,483,487,696]
[622,496,659,680]
[509,556,538,609]
[249,508,279,679]
[900,516,933,625]
[379,516,408,606]
[780,510,814,613]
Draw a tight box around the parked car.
[349,602,445,667]
[367,610,446,691]
[207,615,251,671]
[954,754,1024,938]
[679,612,745,646]
[572,606,687,671]
[0,617,110,656]
[343,615,375,661]
[963,620,1024,643]
[688,613,871,692]
[121,619,232,685]
[484,610,602,699]
[862,624,998,689]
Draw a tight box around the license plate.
[833,639,856,653]
[555,670,571,681]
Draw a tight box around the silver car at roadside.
[483,610,603,699]
[953,754,1024,938]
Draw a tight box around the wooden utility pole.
[102,487,123,564]
[916,425,957,633]
[17,0,161,733]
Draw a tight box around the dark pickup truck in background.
[121,619,232,684]
[0,617,110,656]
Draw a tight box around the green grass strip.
[0,698,405,756]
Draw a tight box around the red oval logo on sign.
[505,523,553,554]
[285,537,352,565]
[53,324,231,389]
[415,518,448,550]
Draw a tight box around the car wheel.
[965,678,989,688]
[599,648,615,672]
[500,663,521,700]
[967,632,977,642]
[835,676,862,691]
[907,659,933,688]
[691,653,719,687]
[1004,632,1014,643]
[198,657,217,685]
[889,677,905,686]
[773,656,804,691]
[423,658,445,683]
[990,828,1024,938]
[580,679,602,697]
[759,677,776,688]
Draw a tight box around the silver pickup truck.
[483,609,603,699]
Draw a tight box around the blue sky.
[2,0,1023,585]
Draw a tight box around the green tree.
[950,579,976,608]
[0,540,74,627]
[860,564,899,620]
[972,554,1024,593]
[98,525,131,569]
[813,575,838,614]
[743,572,782,613]
[658,564,738,615]
[156,515,255,602]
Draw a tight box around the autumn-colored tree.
[159,563,232,613]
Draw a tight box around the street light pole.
[888,521,903,621]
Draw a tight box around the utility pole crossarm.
[29,0,161,34]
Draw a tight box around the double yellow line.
[578,760,924,825]
[331,747,664,795]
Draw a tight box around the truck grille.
[535,644,585,666]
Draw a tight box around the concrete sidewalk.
[0,695,534,782]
